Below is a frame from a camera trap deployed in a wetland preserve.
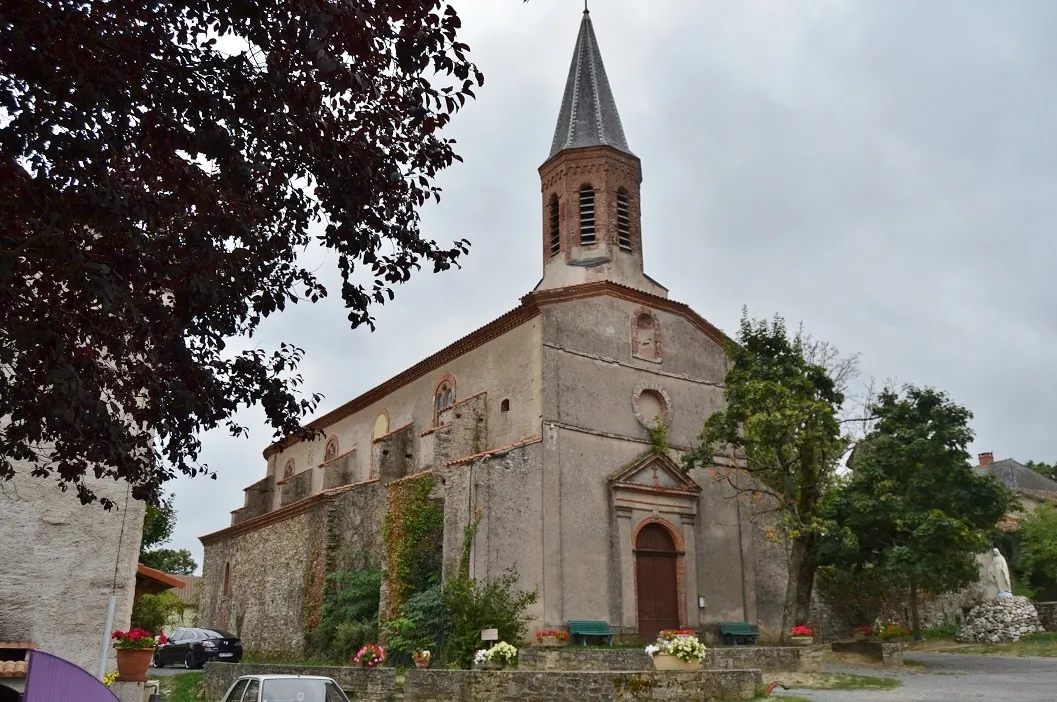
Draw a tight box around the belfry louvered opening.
[617,189,631,251]
[579,186,596,245]
[549,195,561,257]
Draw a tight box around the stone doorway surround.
[609,452,701,636]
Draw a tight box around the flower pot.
[413,659,430,669]
[538,635,565,647]
[476,660,504,671]
[650,653,701,672]
[788,636,813,647]
[115,648,155,682]
[853,631,869,642]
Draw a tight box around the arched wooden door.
[635,523,680,642]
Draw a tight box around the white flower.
[646,634,706,661]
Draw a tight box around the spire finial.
[584,0,589,14]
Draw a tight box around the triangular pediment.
[609,452,700,494]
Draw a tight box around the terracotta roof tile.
[444,436,543,467]
[0,643,34,650]
[0,661,27,678]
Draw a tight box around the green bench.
[567,620,614,646]
[719,621,759,646]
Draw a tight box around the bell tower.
[536,8,667,298]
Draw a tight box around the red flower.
[157,634,168,645]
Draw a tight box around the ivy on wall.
[382,473,444,619]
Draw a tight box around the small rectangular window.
[617,191,631,251]
[579,187,596,245]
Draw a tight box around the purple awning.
[23,650,119,702]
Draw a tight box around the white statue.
[990,548,1013,598]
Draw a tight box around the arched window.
[435,381,454,422]
[549,195,561,257]
[500,399,510,413]
[372,412,389,440]
[579,185,596,245]
[282,459,295,480]
[617,189,632,251]
[323,437,339,463]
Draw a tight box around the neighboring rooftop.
[549,8,631,158]
[171,575,201,607]
[977,453,1057,494]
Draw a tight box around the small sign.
[480,628,499,641]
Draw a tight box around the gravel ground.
[772,653,1057,702]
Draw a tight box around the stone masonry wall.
[204,663,762,702]
[520,646,820,673]
[200,481,386,656]
[0,466,145,674]
[1035,602,1057,632]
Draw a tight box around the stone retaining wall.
[1035,602,1057,632]
[520,646,820,673]
[829,641,904,667]
[204,663,762,701]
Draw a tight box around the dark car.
[153,627,242,669]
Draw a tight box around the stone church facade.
[199,9,786,653]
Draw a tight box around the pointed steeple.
[535,9,666,298]
[549,8,631,158]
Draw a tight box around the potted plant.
[877,622,911,642]
[112,628,163,682]
[535,629,569,647]
[852,625,875,642]
[474,642,517,670]
[353,643,386,668]
[788,625,814,646]
[644,630,705,672]
[412,650,431,669]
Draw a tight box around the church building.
[199,9,785,652]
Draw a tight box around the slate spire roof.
[549,8,632,158]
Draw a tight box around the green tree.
[1014,504,1057,600]
[139,549,198,576]
[140,492,197,574]
[684,312,854,636]
[2,0,478,505]
[1025,461,1057,482]
[822,386,1016,639]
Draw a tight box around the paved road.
[773,653,1057,702]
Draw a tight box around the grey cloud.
[168,0,1057,570]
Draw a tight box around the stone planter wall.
[518,646,819,673]
[203,663,762,701]
[830,641,904,667]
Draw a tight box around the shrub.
[130,591,184,634]
[305,569,381,662]
[383,583,449,662]
[442,569,538,668]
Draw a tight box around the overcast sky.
[165,0,1057,571]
